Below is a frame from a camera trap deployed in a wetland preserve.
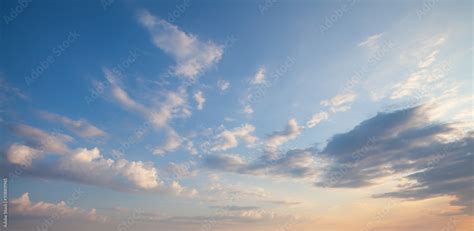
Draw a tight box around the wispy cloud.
[264,119,302,158]
[306,111,329,128]
[39,111,106,137]
[138,10,223,79]
[320,92,357,113]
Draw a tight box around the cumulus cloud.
[250,67,266,85]
[5,143,42,167]
[264,119,302,158]
[138,10,223,79]
[306,111,329,128]
[193,91,205,110]
[57,147,161,190]
[2,124,196,195]
[320,92,357,112]
[211,124,257,151]
[39,111,106,137]
[10,192,106,222]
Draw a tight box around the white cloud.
[320,92,357,112]
[250,66,266,85]
[5,143,42,167]
[306,111,329,128]
[153,129,182,156]
[138,10,223,79]
[193,90,205,110]
[217,79,230,92]
[10,192,106,222]
[212,124,257,151]
[39,111,106,137]
[59,147,161,190]
[264,119,302,157]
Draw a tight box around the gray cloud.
[316,106,473,214]
[203,105,473,214]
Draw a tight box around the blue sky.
[1,0,473,230]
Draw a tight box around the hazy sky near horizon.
[0,0,473,230]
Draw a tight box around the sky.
[0,0,473,230]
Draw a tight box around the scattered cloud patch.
[193,90,205,110]
[217,79,230,92]
[250,66,266,85]
[306,111,329,128]
[320,92,357,112]
[211,124,257,151]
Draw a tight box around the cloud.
[358,33,383,51]
[204,154,247,171]
[165,162,197,179]
[193,91,205,110]
[250,66,266,85]
[264,200,301,206]
[153,129,182,156]
[320,92,357,112]
[138,10,223,79]
[306,111,329,128]
[2,124,196,195]
[49,147,161,190]
[217,79,230,92]
[264,119,302,158]
[203,119,318,179]
[243,105,253,114]
[39,111,106,137]
[315,105,473,214]
[104,68,191,129]
[209,205,260,211]
[0,77,28,105]
[10,192,106,222]
[5,143,42,167]
[211,124,257,151]
[10,124,73,154]
[204,148,319,179]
